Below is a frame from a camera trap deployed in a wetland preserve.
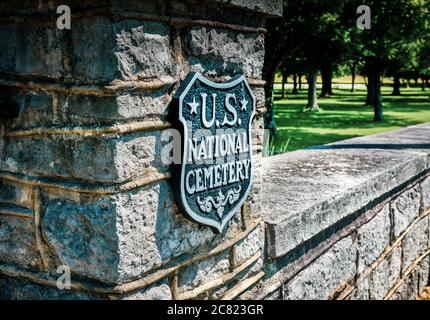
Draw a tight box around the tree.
[296,1,352,109]
[350,0,427,121]
[280,67,288,99]
[417,2,430,93]
[264,0,429,133]
[340,26,365,93]
[320,63,333,97]
[418,41,430,92]
[264,0,351,129]
[280,55,308,95]
[385,39,423,96]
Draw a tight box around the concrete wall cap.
[263,123,430,258]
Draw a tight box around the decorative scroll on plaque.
[171,73,255,233]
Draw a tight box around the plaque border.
[176,72,256,233]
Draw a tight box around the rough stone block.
[117,187,243,282]
[5,24,66,78]
[247,155,263,220]
[208,256,263,300]
[4,131,167,183]
[0,215,42,270]
[5,135,115,181]
[282,236,357,300]
[357,205,391,273]
[213,0,283,16]
[251,114,265,152]
[177,250,230,293]
[72,17,117,82]
[401,216,429,272]
[114,132,166,182]
[253,87,266,111]
[391,269,419,300]
[0,125,5,159]
[369,247,401,299]
[350,276,370,300]
[263,288,282,300]
[391,185,421,238]
[114,181,229,281]
[252,112,265,140]
[42,181,243,284]
[73,17,173,82]
[232,225,262,266]
[0,25,16,73]
[43,195,119,283]
[185,27,264,79]
[0,180,33,209]
[66,90,171,126]
[421,176,430,211]
[10,90,56,129]
[0,275,99,300]
[169,0,264,29]
[121,280,172,300]
[418,255,429,293]
[113,20,173,81]
[6,86,171,129]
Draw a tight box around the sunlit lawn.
[272,86,430,153]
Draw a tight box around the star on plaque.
[240,97,248,111]
[188,97,199,115]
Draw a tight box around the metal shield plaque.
[172,73,255,233]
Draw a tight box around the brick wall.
[0,0,281,299]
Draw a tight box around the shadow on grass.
[272,87,430,153]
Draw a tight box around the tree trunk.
[263,70,277,136]
[351,64,356,92]
[422,78,426,91]
[306,70,319,111]
[281,69,287,99]
[392,75,401,96]
[292,74,298,94]
[298,74,303,91]
[320,64,333,97]
[372,71,383,122]
[365,73,375,106]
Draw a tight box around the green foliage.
[271,0,429,81]
[417,2,430,77]
[351,0,428,74]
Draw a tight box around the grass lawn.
[272,86,430,153]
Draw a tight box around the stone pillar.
[0,0,281,299]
